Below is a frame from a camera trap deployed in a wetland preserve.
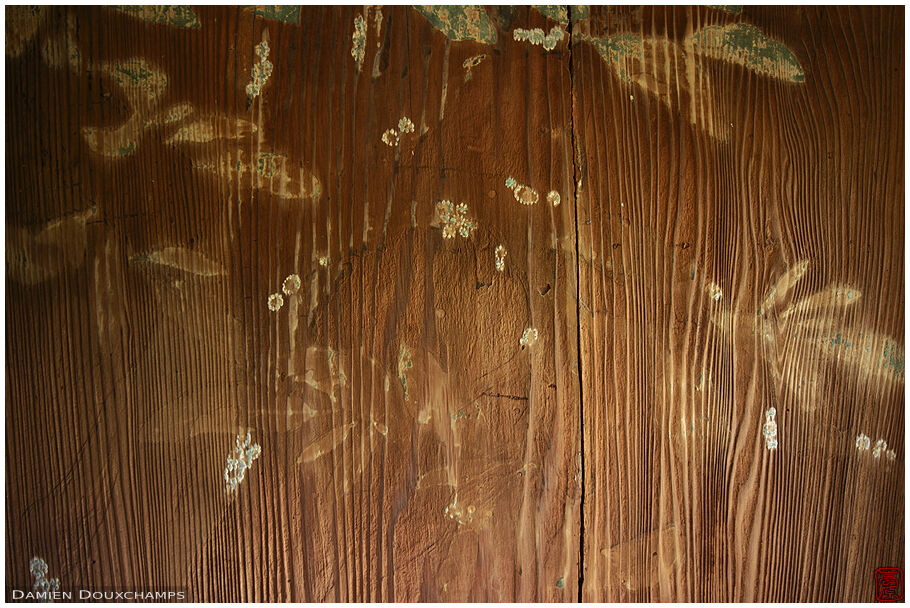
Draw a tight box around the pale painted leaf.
[7,207,97,284]
[688,23,805,83]
[165,114,257,145]
[132,246,225,277]
[244,5,300,24]
[82,116,141,158]
[114,6,201,29]
[780,283,861,320]
[298,422,355,463]
[584,35,728,140]
[6,6,46,57]
[760,259,809,314]
[707,5,742,14]
[192,148,322,201]
[534,5,589,24]
[795,319,904,385]
[101,58,169,104]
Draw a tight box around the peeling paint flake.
[706,282,723,301]
[462,53,486,81]
[246,36,273,102]
[30,557,60,596]
[762,407,778,450]
[872,438,888,459]
[282,273,301,296]
[514,26,565,51]
[413,6,497,43]
[398,116,415,134]
[506,177,539,205]
[857,436,899,463]
[444,496,476,525]
[398,345,413,400]
[495,245,507,272]
[381,128,399,146]
[351,14,366,71]
[436,200,477,239]
[382,116,415,147]
[267,292,284,312]
[224,430,262,492]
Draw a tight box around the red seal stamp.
[875,567,903,602]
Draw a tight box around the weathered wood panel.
[573,5,904,602]
[6,5,580,602]
[5,4,903,603]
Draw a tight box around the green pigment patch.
[256,152,281,178]
[413,6,497,43]
[161,103,194,124]
[534,4,591,25]
[112,63,155,86]
[107,58,168,101]
[534,5,588,26]
[707,5,743,14]
[534,6,568,23]
[570,6,590,21]
[398,345,413,400]
[245,5,301,24]
[881,339,905,376]
[828,332,852,349]
[583,34,644,82]
[114,6,200,29]
[818,331,905,382]
[688,23,804,83]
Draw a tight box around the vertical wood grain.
[573,5,904,602]
[5,4,903,602]
[6,5,580,601]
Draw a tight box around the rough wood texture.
[574,5,904,602]
[5,5,903,602]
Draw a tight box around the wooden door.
[5,5,903,602]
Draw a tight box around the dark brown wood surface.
[4,5,903,602]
